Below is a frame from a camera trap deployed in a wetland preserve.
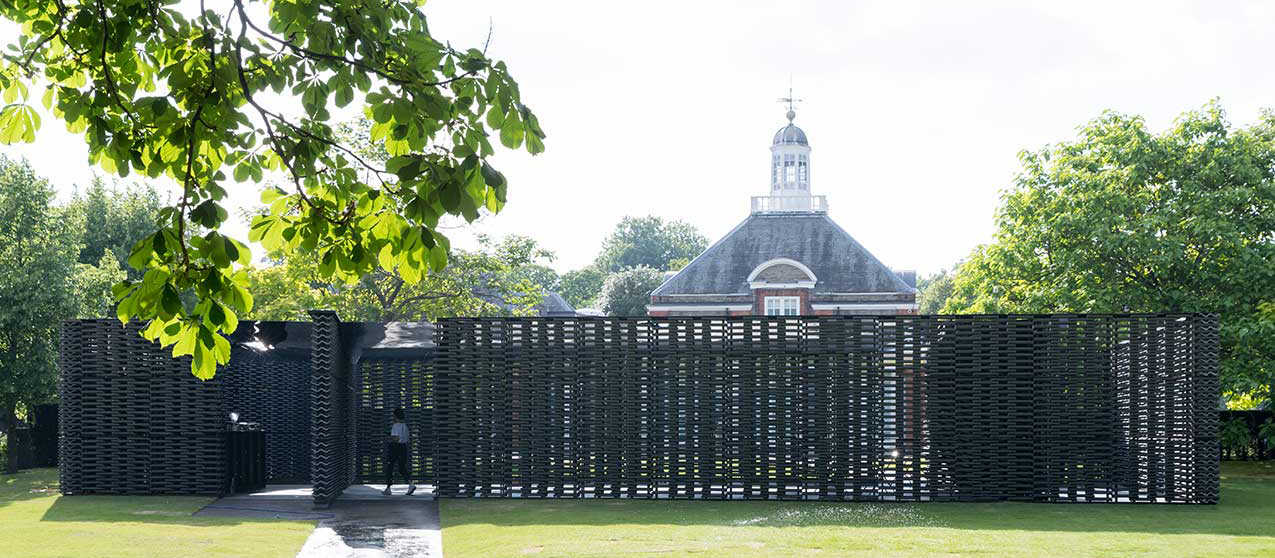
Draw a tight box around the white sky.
[4,0,1274,275]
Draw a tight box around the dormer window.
[764,296,801,316]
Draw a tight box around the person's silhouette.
[383,407,416,496]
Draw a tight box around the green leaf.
[499,120,524,149]
[484,188,504,213]
[191,344,215,380]
[173,325,197,358]
[386,155,414,174]
[480,161,505,188]
[394,159,422,182]
[526,134,545,155]
[128,237,154,269]
[161,286,183,317]
[439,184,461,212]
[486,106,504,129]
[151,230,169,256]
[208,301,226,327]
[260,187,286,204]
[335,84,354,108]
[428,244,448,272]
[318,250,336,276]
[209,235,231,268]
[223,237,240,265]
[0,104,40,143]
[378,243,396,271]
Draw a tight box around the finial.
[778,83,801,123]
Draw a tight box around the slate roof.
[473,288,577,317]
[537,291,577,316]
[652,213,914,296]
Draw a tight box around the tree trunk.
[1,402,16,474]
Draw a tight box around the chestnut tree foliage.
[0,0,545,378]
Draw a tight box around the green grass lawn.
[441,461,1275,558]
[0,468,312,558]
[5,463,1274,557]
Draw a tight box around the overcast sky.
[4,0,1274,275]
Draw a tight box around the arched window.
[748,258,818,289]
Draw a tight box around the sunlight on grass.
[0,468,313,558]
[441,462,1275,558]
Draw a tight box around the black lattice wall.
[59,320,313,494]
[343,314,1214,503]
[59,320,230,494]
[223,347,312,483]
[60,314,1218,504]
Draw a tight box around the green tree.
[496,234,558,293]
[559,266,605,309]
[0,157,78,472]
[944,103,1275,403]
[916,269,955,315]
[71,251,128,318]
[0,1,544,378]
[64,179,163,277]
[245,234,551,322]
[514,264,559,293]
[594,216,707,273]
[599,266,665,317]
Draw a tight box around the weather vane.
[778,81,802,122]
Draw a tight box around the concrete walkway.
[196,485,441,558]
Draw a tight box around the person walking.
[383,407,416,496]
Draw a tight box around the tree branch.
[93,0,139,126]
[235,0,481,89]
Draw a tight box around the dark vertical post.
[58,321,82,494]
[310,310,353,507]
[1193,313,1221,503]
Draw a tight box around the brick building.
[647,107,917,317]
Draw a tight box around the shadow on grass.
[439,471,1275,539]
[0,468,319,526]
[40,495,264,526]
[0,468,61,509]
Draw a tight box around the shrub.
[1259,418,1275,454]
[1221,418,1253,458]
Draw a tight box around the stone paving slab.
[195,485,441,557]
[296,499,441,558]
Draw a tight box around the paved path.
[196,485,441,558]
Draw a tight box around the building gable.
[652,213,914,297]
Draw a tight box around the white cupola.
[752,93,826,214]
[770,108,810,193]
